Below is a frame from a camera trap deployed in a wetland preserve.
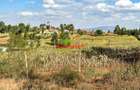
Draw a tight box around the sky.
[0,0,140,28]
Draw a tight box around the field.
[40,35,140,49]
[0,34,140,90]
[0,34,9,45]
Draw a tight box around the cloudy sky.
[0,0,140,28]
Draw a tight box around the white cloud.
[115,0,140,10]
[123,15,136,20]
[43,0,55,5]
[43,4,61,8]
[134,3,140,10]
[19,11,39,16]
[96,0,140,13]
[115,0,133,7]
[96,3,113,12]
[43,0,60,8]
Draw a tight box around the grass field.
[80,35,140,49]
[0,34,140,90]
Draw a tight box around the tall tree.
[18,23,26,34]
[40,24,46,34]
[67,24,74,34]
[0,21,5,33]
[121,27,127,35]
[114,25,121,35]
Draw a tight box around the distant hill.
[93,26,115,32]
[82,26,115,32]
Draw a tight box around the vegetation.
[50,67,81,87]
[0,21,140,90]
[114,25,140,40]
[95,29,103,36]
[51,32,58,45]
[58,24,72,46]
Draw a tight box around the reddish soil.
[56,44,85,49]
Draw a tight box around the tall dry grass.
[0,47,140,90]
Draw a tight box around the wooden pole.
[24,51,29,79]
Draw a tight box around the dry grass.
[0,79,25,90]
[0,34,140,90]
[0,48,139,90]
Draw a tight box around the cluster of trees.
[114,25,140,39]
[0,21,75,47]
[0,21,40,34]
[0,21,58,34]
[77,29,103,36]
[0,21,42,49]
[51,24,74,46]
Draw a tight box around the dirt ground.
[0,36,9,45]
[0,79,25,90]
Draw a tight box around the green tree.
[18,23,26,33]
[67,24,74,34]
[121,27,127,35]
[40,24,46,34]
[60,24,65,33]
[51,32,58,45]
[114,25,121,35]
[95,29,103,36]
[0,21,5,33]
[59,24,71,46]
[77,29,84,35]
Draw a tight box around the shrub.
[82,47,140,63]
[51,32,58,45]
[95,30,103,36]
[84,67,95,79]
[58,39,71,46]
[50,67,80,87]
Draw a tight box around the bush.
[58,39,71,46]
[51,32,58,45]
[95,30,103,36]
[82,47,140,63]
[50,67,80,87]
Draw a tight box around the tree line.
[114,25,140,40]
[0,21,75,48]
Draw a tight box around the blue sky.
[0,0,140,28]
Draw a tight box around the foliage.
[9,32,27,49]
[114,25,140,40]
[0,21,6,33]
[59,24,71,46]
[40,24,46,34]
[50,67,80,87]
[51,32,58,45]
[82,47,140,63]
[95,29,103,36]
[77,29,84,35]
[59,38,71,46]
[60,24,74,34]
[114,25,122,35]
